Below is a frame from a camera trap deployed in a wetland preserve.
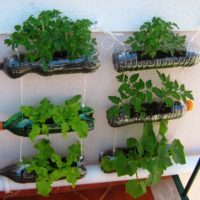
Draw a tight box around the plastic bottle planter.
[0,106,94,137]
[1,53,100,78]
[0,157,86,183]
[107,102,185,127]
[113,51,200,72]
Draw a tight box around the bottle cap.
[0,122,4,130]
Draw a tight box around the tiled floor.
[0,177,184,200]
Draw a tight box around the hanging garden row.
[0,10,196,198]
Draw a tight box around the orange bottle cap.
[0,122,4,130]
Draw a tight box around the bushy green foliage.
[24,139,82,196]
[107,71,193,119]
[20,95,89,141]
[5,10,96,68]
[100,121,186,198]
[125,17,186,58]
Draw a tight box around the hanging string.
[112,129,117,156]
[82,74,87,108]
[19,77,23,162]
[80,74,88,158]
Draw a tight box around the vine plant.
[125,17,186,59]
[24,139,83,196]
[20,95,89,141]
[4,10,96,69]
[107,70,193,120]
[100,121,186,198]
[20,95,91,196]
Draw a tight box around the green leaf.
[50,169,63,181]
[118,83,131,99]
[170,139,186,164]
[127,137,144,157]
[29,125,41,142]
[169,91,180,100]
[67,143,81,166]
[159,120,168,136]
[126,180,146,199]
[130,74,139,83]
[140,123,156,154]
[146,169,163,186]
[61,122,69,139]
[180,84,185,91]
[114,154,129,176]
[36,180,52,196]
[152,87,163,98]
[146,91,153,103]
[71,117,88,138]
[146,80,152,89]
[42,124,49,135]
[184,91,194,100]
[65,95,81,105]
[100,157,115,173]
[116,73,128,82]
[65,167,80,187]
[107,105,120,119]
[108,96,121,104]
[122,104,130,117]
[20,106,34,117]
[164,98,174,107]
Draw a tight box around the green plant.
[107,70,193,119]
[20,95,89,141]
[4,10,96,68]
[24,139,83,196]
[125,17,186,59]
[100,121,186,198]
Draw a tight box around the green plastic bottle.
[0,107,94,137]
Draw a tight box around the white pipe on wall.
[0,155,199,193]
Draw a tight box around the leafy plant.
[24,139,83,196]
[100,121,186,198]
[4,10,96,68]
[20,95,89,141]
[125,17,186,59]
[107,71,193,119]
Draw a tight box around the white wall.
[0,1,200,168]
[0,0,200,33]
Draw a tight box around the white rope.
[82,74,87,108]
[112,129,117,155]
[19,77,23,162]
[80,74,88,157]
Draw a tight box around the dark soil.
[130,101,181,117]
[136,50,186,61]
[53,51,68,59]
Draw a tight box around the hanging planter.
[2,10,100,78]
[99,122,186,198]
[0,156,86,184]
[0,95,94,141]
[113,17,199,72]
[113,50,199,72]
[107,101,185,127]
[1,53,100,78]
[107,71,193,127]
[0,139,86,196]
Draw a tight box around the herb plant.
[20,95,89,141]
[24,139,83,196]
[4,10,96,68]
[100,121,186,198]
[107,71,193,119]
[125,17,186,59]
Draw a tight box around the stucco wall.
[1,0,200,33]
[0,1,200,168]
